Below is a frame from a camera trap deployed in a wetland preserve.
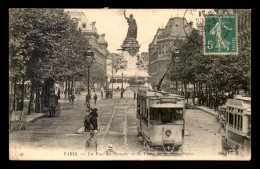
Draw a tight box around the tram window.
[226,112,228,121]
[150,108,159,121]
[173,109,183,120]
[234,114,237,128]
[150,108,160,124]
[239,115,242,131]
[237,115,240,130]
[229,113,233,126]
[137,103,140,115]
[248,116,251,136]
[161,109,173,123]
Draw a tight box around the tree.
[9,8,93,114]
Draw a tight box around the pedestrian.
[90,108,98,131]
[83,110,91,132]
[94,93,97,105]
[58,89,61,99]
[71,93,75,105]
[85,132,97,153]
[194,96,199,106]
[104,144,116,156]
[120,90,123,99]
[192,95,195,106]
[101,90,103,98]
[218,113,226,133]
[68,94,71,102]
[134,91,136,100]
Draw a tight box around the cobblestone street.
[9,90,242,160]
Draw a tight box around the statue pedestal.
[121,38,140,56]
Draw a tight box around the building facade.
[68,11,109,87]
[148,17,193,90]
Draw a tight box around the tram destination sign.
[160,98,177,104]
[227,99,243,107]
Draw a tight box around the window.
[110,79,116,83]
[229,112,233,126]
[173,109,183,120]
[234,114,237,128]
[150,108,183,124]
[150,108,159,121]
[239,115,242,131]
[248,116,251,136]
[82,23,86,28]
[117,79,123,83]
[227,107,243,131]
[161,109,173,123]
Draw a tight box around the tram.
[136,89,185,154]
[222,96,251,157]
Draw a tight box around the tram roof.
[234,96,251,101]
[138,90,184,99]
[150,103,184,108]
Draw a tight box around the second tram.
[222,96,251,158]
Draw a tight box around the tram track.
[99,99,120,152]
[99,99,137,153]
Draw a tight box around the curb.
[196,106,217,117]
[27,113,45,123]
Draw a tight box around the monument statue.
[124,9,137,39]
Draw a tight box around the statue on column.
[124,9,137,39]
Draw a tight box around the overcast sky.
[65,9,214,54]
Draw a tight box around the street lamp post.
[85,47,94,112]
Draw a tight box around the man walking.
[71,93,75,105]
[101,89,103,98]
[94,93,97,105]
[218,113,226,133]
[85,132,97,153]
[120,87,124,99]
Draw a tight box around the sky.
[65,9,214,54]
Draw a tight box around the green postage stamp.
[204,14,237,55]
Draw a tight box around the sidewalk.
[12,100,45,123]
[12,93,82,124]
[196,106,218,116]
[185,99,218,116]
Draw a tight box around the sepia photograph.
[9,8,251,160]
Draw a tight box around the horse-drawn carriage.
[42,78,61,117]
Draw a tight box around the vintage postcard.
[9,8,251,160]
